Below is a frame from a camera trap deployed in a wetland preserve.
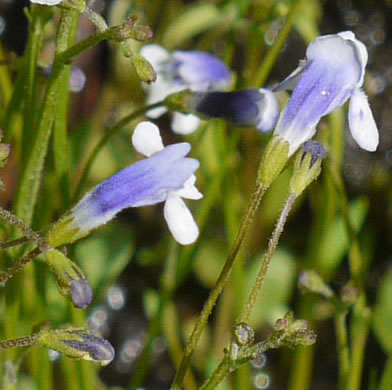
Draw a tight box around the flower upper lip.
[273,31,379,155]
[140,44,232,135]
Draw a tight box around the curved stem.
[0,247,42,285]
[0,335,37,350]
[72,101,164,202]
[0,207,49,252]
[0,236,30,249]
[238,193,297,324]
[13,9,80,225]
[335,308,350,390]
[171,182,267,390]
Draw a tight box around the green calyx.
[257,136,290,187]
[164,89,194,114]
[44,249,86,297]
[289,148,323,196]
[46,212,83,247]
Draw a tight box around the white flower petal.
[146,106,168,119]
[31,0,62,4]
[256,88,280,132]
[338,31,368,87]
[171,112,201,135]
[348,88,379,151]
[176,175,203,200]
[140,44,170,70]
[132,121,164,157]
[144,76,185,119]
[164,193,199,245]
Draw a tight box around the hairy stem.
[239,193,297,324]
[0,247,42,285]
[171,182,267,389]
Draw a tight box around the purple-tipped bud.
[302,141,327,167]
[45,249,93,308]
[233,323,255,345]
[37,329,115,366]
[192,89,279,132]
[62,332,115,365]
[70,278,93,308]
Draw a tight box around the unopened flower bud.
[131,25,153,42]
[132,54,157,83]
[295,330,317,346]
[298,270,334,299]
[290,319,309,332]
[340,282,360,306]
[37,329,114,366]
[44,249,93,308]
[233,323,254,345]
[190,89,280,132]
[289,141,327,196]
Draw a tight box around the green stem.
[175,131,241,285]
[13,9,80,225]
[53,70,72,211]
[254,0,304,86]
[200,356,231,390]
[72,101,164,202]
[0,236,30,249]
[83,5,108,32]
[56,23,139,64]
[83,5,136,60]
[0,44,12,107]
[0,207,49,251]
[335,308,350,390]
[163,302,198,390]
[128,243,177,390]
[346,298,371,390]
[379,356,392,390]
[0,248,42,285]
[326,165,363,286]
[0,335,37,350]
[171,181,267,390]
[21,7,46,159]
[238,193,296,324]
[201,336,278,390]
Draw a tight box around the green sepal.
[257,136,290,187]
[289,148,322,196]
[44,249,86,299]
[46,212,84,247]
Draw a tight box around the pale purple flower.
[191,89,280,132]
[49,122,202,246]
[30,0,62,4]
[140,44,232,135]
[273,31,379,156]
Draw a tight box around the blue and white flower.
[140,44,232,135]
[191,88,280,132]
[48,122,202,246]
[273,31,379,156]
